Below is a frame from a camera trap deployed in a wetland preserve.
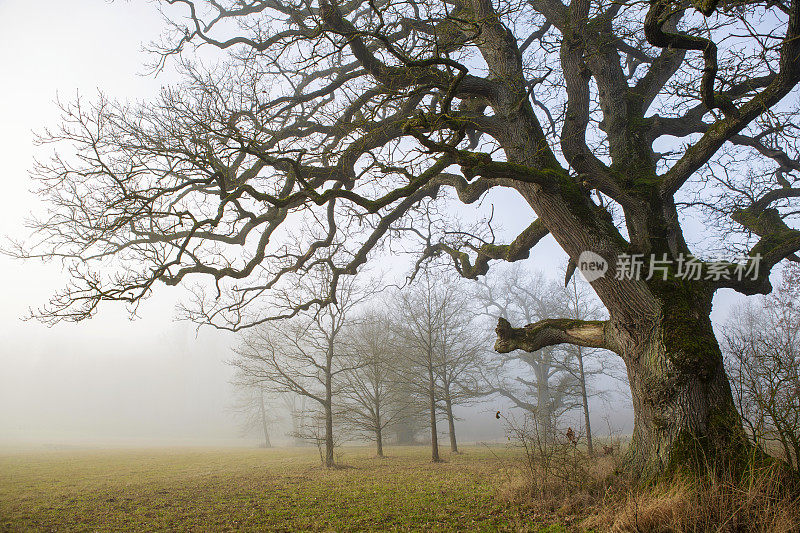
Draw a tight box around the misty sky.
[0,0,756,447]
[0,0,245,445]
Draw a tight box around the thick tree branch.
[426,219,549,279]
[494,317,610,353]
[721,206,800,294]
[660,0,800,196]
[644,0,736,117]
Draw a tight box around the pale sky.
[0,0,755,446]
[0,0,245,445]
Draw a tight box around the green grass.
[0,445,551,532]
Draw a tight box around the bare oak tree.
[431,278,486,454]
[12,0,800,476]
[562,271,614,455]
[339,311,408,457]
[231,274,367,466]
[281,392,311,447]
[229,380,281,447]
[393,271,449,462]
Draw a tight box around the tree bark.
[428,364,441,462]
[444,395,458,453]
[620,287,749,477]
[376,426,384,458]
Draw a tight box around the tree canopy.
[15,0,798,327]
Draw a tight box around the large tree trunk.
[428,365,441,462]
[493,77,744,476]
[497,281,751,478]
[619,286,748,477]
[376,426,384,458]
[612,282,763,480]
[444,395,458,453]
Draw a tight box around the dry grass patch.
[585,464,800,533]
[496,434,800,533]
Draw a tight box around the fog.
[0,0,246,448]
[0,324,239,446]
[0,0,749,450]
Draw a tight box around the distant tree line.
[229,264,617,466]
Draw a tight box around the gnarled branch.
[494,317,610,353]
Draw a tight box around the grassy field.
[0,445,556,532]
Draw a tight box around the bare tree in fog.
[432,284,487,454]
[562,274,611,455]
[391,409,424,447]
[393,269,485,457]
[230,381,280,447]
[476,265,608,442]
[339,311,407,457]
[394,271,447,462]
[280,392,309,447]
[231,274,369,466]
[723,265,800,471]
[476,267,577,432]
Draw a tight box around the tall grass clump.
[585,460,800,532]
